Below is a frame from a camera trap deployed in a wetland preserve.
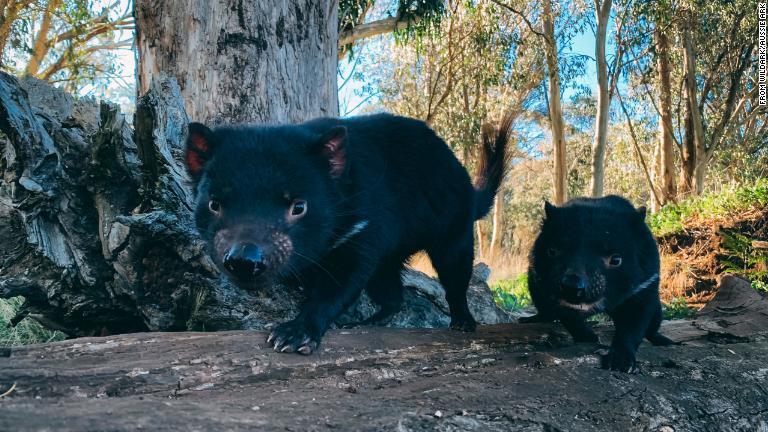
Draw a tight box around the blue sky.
[337,15,601,117]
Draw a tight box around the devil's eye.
[547,247,560,257]
[289,200,307,217]
[208,199,221,214]
[606,254,623,267]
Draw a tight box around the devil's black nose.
[561,274,588,292]
[223,244,267,279]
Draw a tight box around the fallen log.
[0,72,514,337]
[1,275,766,431]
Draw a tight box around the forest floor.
[1,275,766,431]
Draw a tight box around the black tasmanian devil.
[523,196,675,372]
[184,113,512,354]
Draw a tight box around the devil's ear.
[317,126,347,178]
[185,122,214,180]
[636,206,647,219]
[544,201,558,219]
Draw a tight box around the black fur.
[523,195,675,372]
[185,113,511,355]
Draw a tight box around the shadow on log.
[0,275,766,430]
[0,72,514,336]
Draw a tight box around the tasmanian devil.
[184,113,512,355]
[522,195,675,372]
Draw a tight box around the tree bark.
[134,0,339,125]
[653,24,677,205]
[679,106,697,197]
[588,0,611,198]
[542,0,567,205]
[680,10,706,195]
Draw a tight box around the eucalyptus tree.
[0,0,132,91]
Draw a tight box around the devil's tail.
[473,112,514,220]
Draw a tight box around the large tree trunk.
[588,0,611,198]
[654,24,677,205]
[680,10,706,195]
[679,108,697,197]
[542,0,567,205]
[134,0,339,124]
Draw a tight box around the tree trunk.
[134,0,339,124]
[489,191,503,260]
[679,107,697,197]
[680,10,706,195]
[23,0,59,76]
[650,137,662,213]
[542,0,567,205]
[476,223,485,258]
[654,24,677,205]
[588,0,611,198]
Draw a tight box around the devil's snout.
[223,243,267,279]
[560,273,589,298]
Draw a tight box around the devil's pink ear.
[185,122,214,180]
[319,126,347,178]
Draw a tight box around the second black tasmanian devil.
[184,113,512,354]
[523,196,675,372]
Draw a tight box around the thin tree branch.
[338,14,421,47]
[487,0,548,41]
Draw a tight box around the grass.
[648,178,768,237]
[0,297,66,347]
[753,280,768,294]
[490,273,531,310]
[662,297,695,320]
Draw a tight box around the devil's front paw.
[267,320,321,355]
[599,346,639,373]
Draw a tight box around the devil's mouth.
[559,298,605,315]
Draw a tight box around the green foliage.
[662,297,695,320]
[339,0,444,50]
[586,313,610,324]
[0,297,65,347]
[1,0,132,93]
[491,274,531,310]
[649,179,768,294]
[339,0,377,33]
[719,229,768,291]
[753,280,768,294]
[648,179,768,237]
